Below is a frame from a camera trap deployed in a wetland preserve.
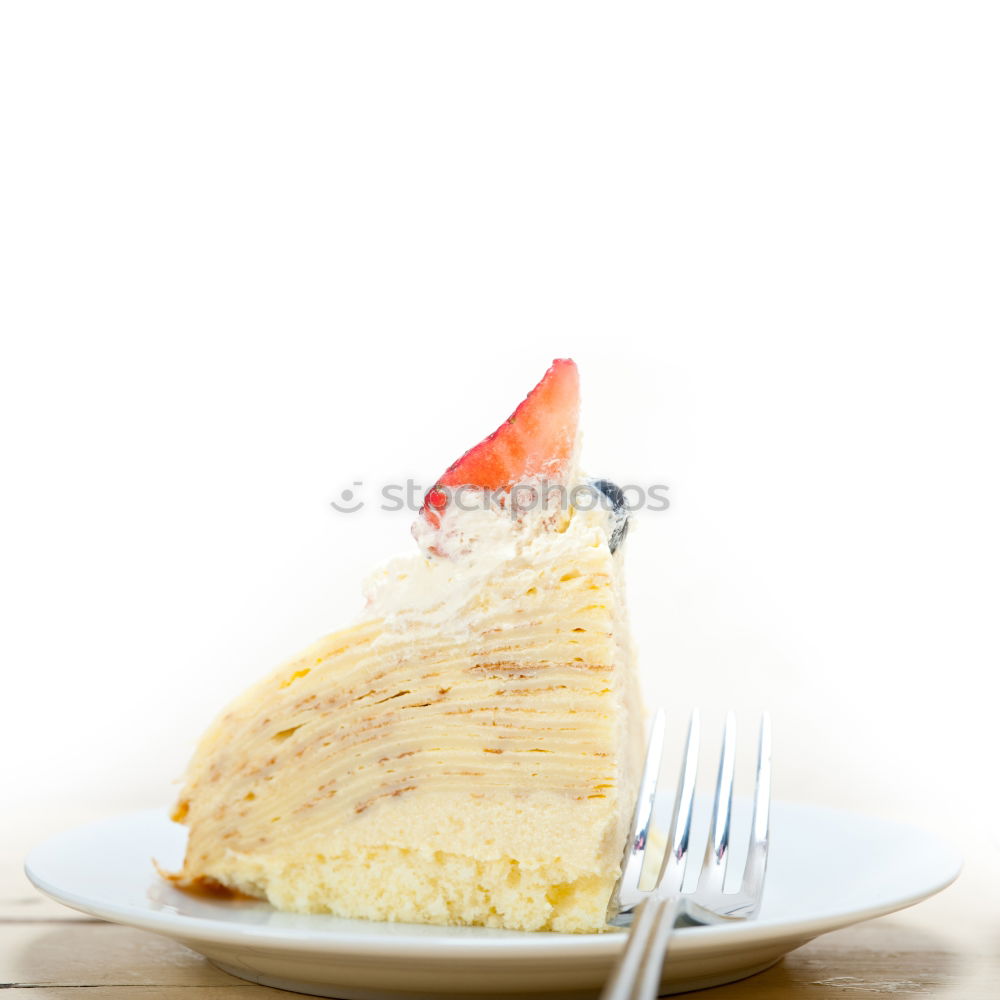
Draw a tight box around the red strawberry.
[421,358,580,527]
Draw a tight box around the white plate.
[25,802,960,999]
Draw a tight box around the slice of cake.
[169,358,643,933]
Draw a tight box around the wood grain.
[1,991,292,998]
[2,911,997,998]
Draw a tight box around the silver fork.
[601,710,772,1000]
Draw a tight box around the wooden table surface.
[3,811,996,999]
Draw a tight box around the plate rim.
[24,802,962,960]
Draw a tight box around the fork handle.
[600,896,682,1000]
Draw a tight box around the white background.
[2,1,998,905]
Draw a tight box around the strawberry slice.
[421,358,580,526]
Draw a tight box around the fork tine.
[697,711,736,895]
[653,710,700,896]
[607,708,666,920]
[740,712,772,908]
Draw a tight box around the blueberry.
[589,479,630,554]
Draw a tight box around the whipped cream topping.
[362,482,622,636]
